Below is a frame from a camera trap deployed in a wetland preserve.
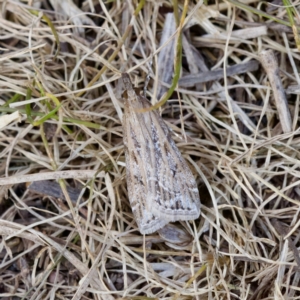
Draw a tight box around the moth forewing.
[144,107,200,220]
[123,75,169,234]
[122,72,200,234]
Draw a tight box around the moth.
[122,73,200,234]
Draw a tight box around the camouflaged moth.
[122,73,200,234]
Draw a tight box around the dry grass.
[1,0,300,299]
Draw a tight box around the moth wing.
[123,105,169,234]
[136,97,201,222]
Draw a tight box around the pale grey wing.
[123,107,169,234]
[136,97,201,222]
